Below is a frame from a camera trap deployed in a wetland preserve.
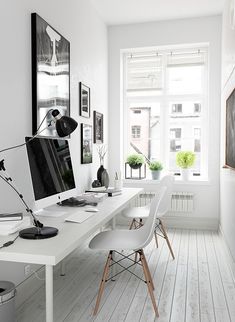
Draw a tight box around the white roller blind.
[167,51,206,68]
[127,53,163,91]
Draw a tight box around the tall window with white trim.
[123,46,208,178]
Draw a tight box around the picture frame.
[93,111,103,143]
[31,13,70,137]
[79,82,90,118]
[81,123,92,164]
[225,88,235,170]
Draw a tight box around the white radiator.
[171,192,194,212]
[132,191,194,213]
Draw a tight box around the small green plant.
[176,151,196,169]
[127,154,144,168]
[149,161,163,171]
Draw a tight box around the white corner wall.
[220,0,235,262]
[0,0,108,285]
[108,16,222,228]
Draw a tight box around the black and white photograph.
[79,82,90,118]
[225,88,235,170]
[81,123,92,164]
[93,111,103,143]
[31,13,70,137]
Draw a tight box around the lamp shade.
[52,109,78,137]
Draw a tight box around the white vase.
[181,168,190,181]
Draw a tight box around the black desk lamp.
[0,109,78,240]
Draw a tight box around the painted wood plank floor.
[16,229,235,322]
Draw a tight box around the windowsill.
[123,176,211,185]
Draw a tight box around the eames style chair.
[89,187,167,317]
[123,175,175,260]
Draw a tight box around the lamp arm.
[0,125,51,155]
[0,173,43,228]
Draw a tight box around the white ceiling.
[90,0,225,26]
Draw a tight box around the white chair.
[123,175,175,260]
[89,186,167,317]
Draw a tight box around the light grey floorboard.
[16,229,235,322]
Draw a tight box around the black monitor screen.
[26,137,75,201]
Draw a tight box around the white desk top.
[0,188,142,266]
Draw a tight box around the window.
[123,46,208,178]
[132,125,141,138]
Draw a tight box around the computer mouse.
[85,207,99,212]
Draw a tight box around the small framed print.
[79,82,90,118]
[93,111,103,144]
[81,123,92,164]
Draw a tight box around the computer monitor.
[26,136,77,212]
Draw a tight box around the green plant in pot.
[176,151,196,180]
[126,154,145,169]
[149,161,163,180]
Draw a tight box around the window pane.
[128,103,160,160]
[169,101,201,174]
[168,65,203,95]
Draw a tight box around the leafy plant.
[149,161,163,171]
[127,154,144,166]
[176,151,196,169]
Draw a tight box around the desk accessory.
[0,109,78,240]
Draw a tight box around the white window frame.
[122,44,209,180]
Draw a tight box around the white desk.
[0,187,142,322]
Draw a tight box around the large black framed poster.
[31,13,70,137]
[225,88,235,170]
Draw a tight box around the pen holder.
[114,179,122,190]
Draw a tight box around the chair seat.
[123,204,164,219]
[89,229,146,251]
[123,205,150,219]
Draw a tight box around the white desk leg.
[60,260,66,276]
[111,216,116,280]
[45,265,53,322]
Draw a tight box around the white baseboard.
[15,266,44,309]
[219,225,235,282]
[116,212,219,230]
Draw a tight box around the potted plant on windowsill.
[176,151,196,180]
[149,161,163,180]
[126,154,145,169]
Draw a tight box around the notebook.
[65,211,94,224]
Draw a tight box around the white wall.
[108,16,222,227]
[0,0,108,285]
[220,0,235,261]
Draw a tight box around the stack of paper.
[0,217,31,236]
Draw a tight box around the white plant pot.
[181,168,190,181]
[151,170,161,180]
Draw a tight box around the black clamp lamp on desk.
[0,109,78,240]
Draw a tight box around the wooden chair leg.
[159,219,175,260]
[154,230,158,248]
[139,250,159,317]
[94,251,112,315]
[141,251,155,290]
[129,219,135,230]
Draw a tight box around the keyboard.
[65,211,94,223]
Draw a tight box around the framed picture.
[79,82,90,118]
[31,13,70,137]
[93,111,103,143]
[225,88,235,170]
[81,123,92,164]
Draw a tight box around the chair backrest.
[158,175,174,215]
[135,186,167,250]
